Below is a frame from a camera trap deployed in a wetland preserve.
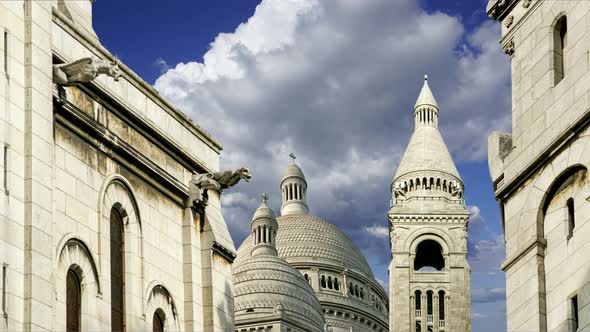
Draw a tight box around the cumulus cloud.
[472,312,488,320]
[365,225,389,239]
[154,0,510,284]
[471,288,506,303]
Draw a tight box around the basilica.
[19,0,590,331]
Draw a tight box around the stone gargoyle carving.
[187,167,252,211]
[53,57,122,86]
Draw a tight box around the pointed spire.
[251,193,278,257]
[414,74,439,110]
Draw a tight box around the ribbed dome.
[236,214,374,278]
[282,163,306,180]
[393,126,461,181]
[233,255,325,330]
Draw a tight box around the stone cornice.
[501,237,546,271]
[389,214,469,224]
[212,241,237,263]
[52,8,223,153]
[487,0,519,21]
[495,106,590,200]
[55,97,188,205]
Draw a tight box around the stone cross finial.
[424,74,428,81]
[289,153,296,164]
[262,193,268,203]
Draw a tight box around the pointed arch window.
[553,15,568,85]
[66,269,81,332]
[110,208,125,332]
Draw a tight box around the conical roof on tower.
[393,75,460,182]
[414,74,439,110]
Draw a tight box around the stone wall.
[0,1,236,331]
[487,1,590,331]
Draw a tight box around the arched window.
[334,278,339,291]
[414,240,445,271]
[153,309,165,332]
[354,285,359,297]
[567,198,575,239]
[110,208,125,332]
[553,15,568,85]
[327,276,333,289]
[360,288,364,300]
[320,275,326,288]
[66,269,81,332]
[349,283,353,295]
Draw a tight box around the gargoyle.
[187,167,252,211]
[451,187,463,199]
[53,57,122,86]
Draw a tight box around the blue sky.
[95,0,508,330]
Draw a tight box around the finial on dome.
[261,193,268,203]
[289,153,296,164]
[424,74,428,81]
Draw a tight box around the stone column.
[433,295,439,332]
[23,2,55,331]
[311,267,320,292]
[445,295,450,330]
[182,207,204,330]
[421,293,427,332]
[410,295,415,332]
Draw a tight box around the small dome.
[233,255,325,331]
[282,163,306,181]
[252,195,276,221]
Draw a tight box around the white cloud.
[154,0,511,266]
[472,287,506,303]
[365,225,389,239]
[472,312,488,320]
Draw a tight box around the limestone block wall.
[487,1,590,331]
[0,1,237,331]
[0,2,28,331]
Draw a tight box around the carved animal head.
[237,168,252,182]
[107,61,122,81]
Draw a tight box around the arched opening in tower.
[414,240,444,271]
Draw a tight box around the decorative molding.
[52,9,223,153]
[55,98,188,205]
[505,15,515,28]
[503,39,515,57]
[501,237,546,271]
[212,241,237,263]
[487,0,518,20]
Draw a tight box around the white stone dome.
[236,214,374,277]
[233,254,325,330]
[282,163,306,180]
[277,214,374,277]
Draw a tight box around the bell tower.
[388,76,471,332]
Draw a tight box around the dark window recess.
[110,208,125,332]
[66,269,81,332]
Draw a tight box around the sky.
[95,0,509,330]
